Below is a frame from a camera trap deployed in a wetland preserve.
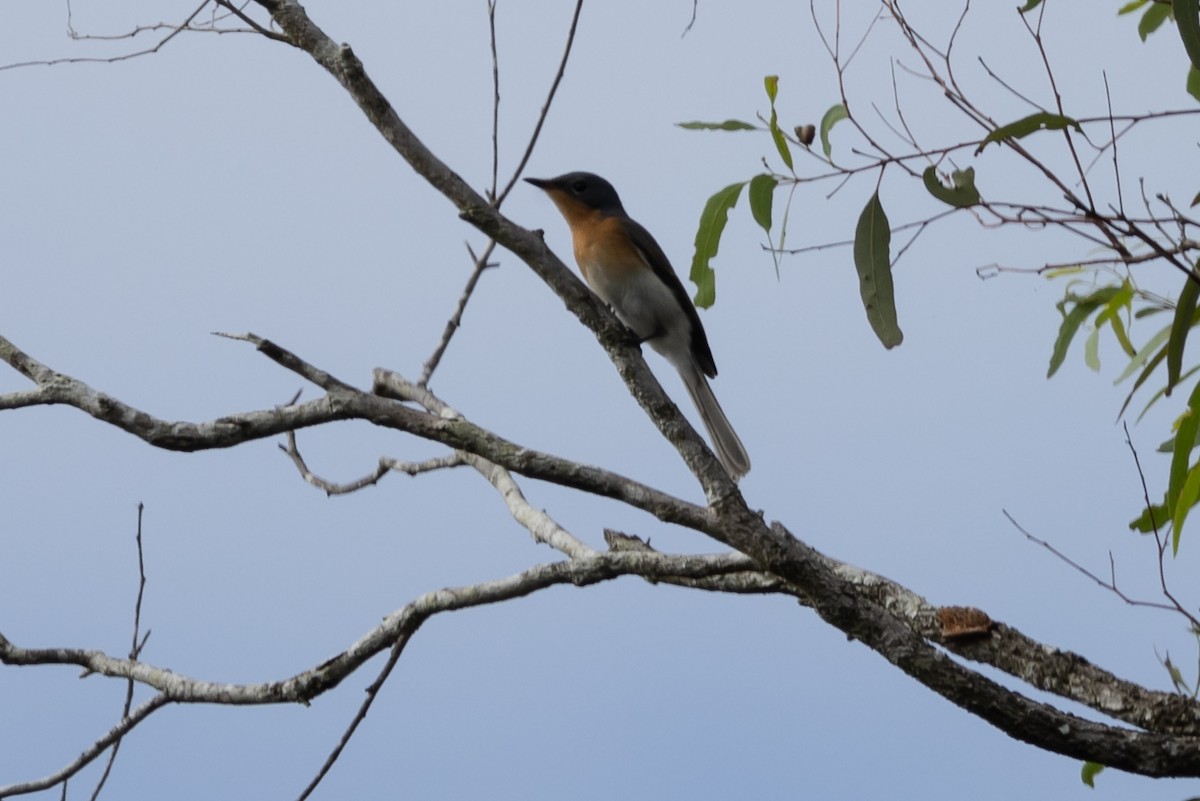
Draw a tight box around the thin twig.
[0,695,171,797]
[493,0,585,206]
[86,503,152,801]
[212,0,289,42]
[294,632,413,801]
[418,241,498,386]
[681,0,699,37]
[1,1,213,72]
[1107,72,1124,216]
[976,56,1047,113]
[1001,509,1176,613]
[488,0,500,201]
[279,429,466,495]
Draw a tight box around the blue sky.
[2,1,1198,799]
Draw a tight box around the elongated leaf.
[690,182,745,308]
[1175,0,1200,72]
[1108,311,1136,357]
[1047,302,1094,377]
[1139,1,1172,39]
[1115,322,1172,384]
[1167,269,1200,394]
[1094,282,1136,357]
[1118,344,1168,419]
[976,112,1083,154]
[854,192,903,348]
[763,75,794,171]
[1048,289,1120,378]
[677,119,759,131]
[1168,382,1200,534]
[1162,654,1190,693]
[1043,266,1085,280]
[1173,460,1200,553]
[1084,326,1102,371]
[1189,66,1200,103]
[764,74,779,103]
[819,103,849,158]
[1155,390,1200,446]
[748,174,777,233]
[922,166,981,208]
[769,124,794,171]
[1018,0,1043,12]
[1118,0,1150,13]
[1144,364,1200,424]
[1081,762,1105,788]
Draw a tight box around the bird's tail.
[680,366,751,481]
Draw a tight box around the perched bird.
[525,171,751,480]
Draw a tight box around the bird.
[524,171,751,481]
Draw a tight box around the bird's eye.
[571,180,588,193]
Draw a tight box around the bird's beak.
[524,177,553,191]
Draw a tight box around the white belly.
[584,262,695,372]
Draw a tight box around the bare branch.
[86,503,153,801]
[294,631,412,801]
[493,0,586,207]
[418,241,498,386]
[279,430,467,495]
[3,1,214,72]
[1002,509,1178,613]
[0,551,772,705]
[0,695,171,798]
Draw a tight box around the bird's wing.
[618,216,719,379]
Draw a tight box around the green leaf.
[1094,282,1137,357]
[1172,459,1200,553]
[1118,0,1151,14]
[1081,761,1105,788]
[1108,311,1136,356]
[819,103,849,159]
[1084,326,1102,371]
[853,191,903,349]
[1167,268,1200,395]
[1115,322,1171,384]
[1155,398,1200,448]
[1162,652,1191,693]
[976,112,1083,154]
[1141,365,1200,424]
[1018,0,1043,12]
[1047,289,1120,378]
[677,119,759,131]
[748,174,777,234]
[1188,65,1200,102]
[922,165,981,208]
[689,182,745,309]
[1118,344,1168,419]
[1139,1,1172,39]
[763,75,794,171]
[1167,381,1200,546]
[1174,0,1200,72]
[1193,188,1200,206]
[769,125,794,171]
[764,74,779,103]
[1130,498,1169,533]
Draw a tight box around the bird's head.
[524,172,626,218]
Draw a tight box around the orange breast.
[571,213,644,286]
